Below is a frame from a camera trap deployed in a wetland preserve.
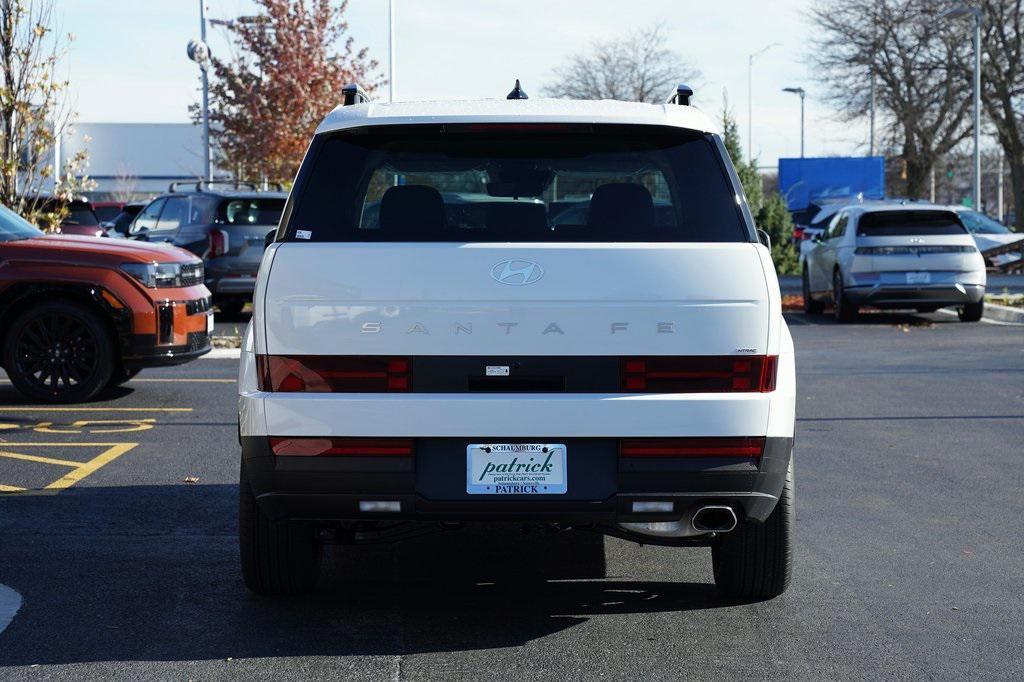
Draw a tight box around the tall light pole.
[747,42,780,164]
[942,6,983,210]
[782,87,806,158]
[187,1,212,181]
[388,0,396,102]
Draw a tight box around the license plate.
[906,271,931,284]
[207,313,215,333]
[466,443,567,495]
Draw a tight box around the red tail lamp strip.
[270,437,414,457]
[257,355,412,392]
[620,437,766,458]
[621,356,778,393]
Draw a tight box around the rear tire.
[2,300,115,403]
[217,299,246,317]
[802,267,824,315]
[239,463,321,595]
[832,270,859,323]
[712,460,794,600]
[958,301,983,322]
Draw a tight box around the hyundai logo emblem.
[491,259,544,286]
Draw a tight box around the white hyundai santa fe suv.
[238,83,796,599]
[802,204,987,321]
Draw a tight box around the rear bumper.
[241,435,793,525]
[845,283,984,307]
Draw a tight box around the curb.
[981,302,1024,325]
[202,347,242,359]
[935,303,1024,326]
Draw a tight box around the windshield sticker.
[296,229,312,240]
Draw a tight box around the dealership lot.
[0,312,1022,679]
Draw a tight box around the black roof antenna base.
[507,79,529,100]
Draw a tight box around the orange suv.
[0,204,212,402]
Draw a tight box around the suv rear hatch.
[263,123,770,360]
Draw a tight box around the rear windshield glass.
[219,198,285,225]
[65,207,99,226]
[858,210,967,237]
[286,124,748,243]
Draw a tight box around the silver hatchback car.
[802,205,986,322]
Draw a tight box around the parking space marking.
[0,584,21,635]
[0,449,83,467]
[129,378,235,383]
[0,443,138,492]
[0,407,192,412]
[32,419,156,434]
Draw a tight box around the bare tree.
[111,163,138,203]
[943,0,1023,228]
[808,0,972,198]
[0,0,91,226]
[543,24,700,103]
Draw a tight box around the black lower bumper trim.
[241,435,793,525]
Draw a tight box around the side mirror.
[756,228,771,250]
[264,229,276,249]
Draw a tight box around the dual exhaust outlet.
[619,504,738,539]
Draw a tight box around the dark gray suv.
[127,182,286,315]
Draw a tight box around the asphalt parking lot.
[1,310,1022,679]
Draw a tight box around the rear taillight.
[792,227,805,241]
[621,356,777,393]
[256,355,412,392]
[620,437,765,458]
[208,229,229,257]
[270,437,413,457]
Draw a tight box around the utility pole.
[388,0,396,102]
[783,87,806,158]
[747,43,779,164]
[868,67,876,156]
[187,1,213,181]
[997,151,1004,222]
[972,12,981,211]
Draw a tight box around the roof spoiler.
[342,83,371,106]
[666,83,694,106]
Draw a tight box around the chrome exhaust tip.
[691,505,738,533]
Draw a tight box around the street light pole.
[747,42,780,164]
[199,0,211,181]
[972,11,981,210]
[782,87,806,158]
[942,6,983,210]
[388,0,396,102]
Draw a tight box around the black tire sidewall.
[2,300,115,403]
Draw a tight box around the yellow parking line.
[0,407,192,412]
[0,484,26,492]
[129,378,235,383]
[0,450,82,467]
[44,443,138,490]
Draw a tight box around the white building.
[58,122,215,200]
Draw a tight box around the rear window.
[220,198,285,226]
[285,124,749,243]
[857,210,967,237]
[64,207,99,226]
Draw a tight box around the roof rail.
[667,83,694,106]
[342,83,371,106]
[169,179,282,193]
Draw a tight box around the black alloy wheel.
[3,301,114,403]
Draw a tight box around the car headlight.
[121,261,204,288]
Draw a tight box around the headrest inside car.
[587,183,655,234]
[379,185,446,232]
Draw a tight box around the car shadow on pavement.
[0,484,735,666]
[785,310,956,326]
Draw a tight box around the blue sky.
[56,0,865,167]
